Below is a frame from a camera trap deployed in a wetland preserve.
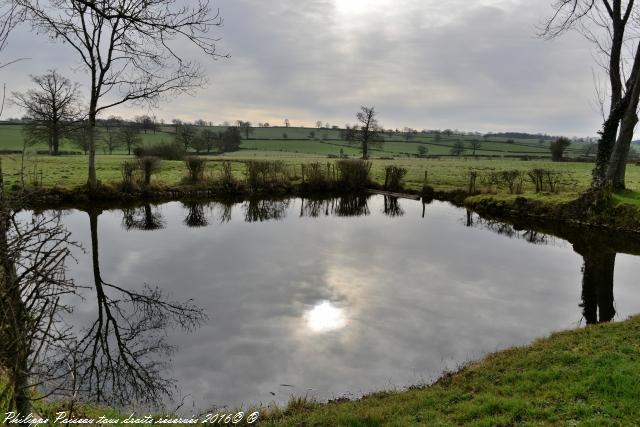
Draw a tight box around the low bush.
[302,162,335,190]
[483,169,524,194]
[185,156,208,183]
[244,160,291,191]
[217,161,240,191]
[121,161,139,188]
[527,168,561,193]
[336,159,371,190]
[384,165,407,191]
[500,170,524,194]
[138,156,161,185]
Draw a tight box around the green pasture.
[0,123,593,158]
[3,152,639,199]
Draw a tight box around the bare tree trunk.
[87,109,97,189]
[607,110,637,189]
[591,1,626,189]
[52,120,59,156]
[603,43,640,189]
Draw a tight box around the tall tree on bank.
[13,0,225,189]
[354,106,382,159]
[543,0,639,190]
[12,70,82,155]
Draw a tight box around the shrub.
[527,168,562,193]
[302,162,334,189]
[244,160,290,191]
[484,170,524,194]
[217,161,239,191]
[121,161,139,188]
[134,141,185,160]
[336,159,371,190]
[185,156,208,183]
[500,170,524,194]
[138,156,161,185]
[383,165,407,191]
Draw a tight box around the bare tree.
[196,127,218,154]
[68,121,92,155]
[468,139,482,156]
[0,1,20,117]
[12,70,83,155]
[175,123,197,151]
[135,115,157,134]
[13,0,226,188]
[353,106,382,159]
[102,115,123,154]
[0,0,25,72]
[450,140,465,156]
[543,0,640,189]
[116,123,142,155]
[236,120,253,139]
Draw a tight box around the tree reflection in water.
[334,194,370,217]
[0,210,78,415]
[122,204,166,231]
[83,208,206,406]
[467,211,626,325]
[382,196,404,217]
[244,198,290,222]
[182,201,209,227]
[0,203,206,413]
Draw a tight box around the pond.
[22,195,640,411]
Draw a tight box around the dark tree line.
[175,124,242,154]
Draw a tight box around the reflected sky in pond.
[53,196,640,410]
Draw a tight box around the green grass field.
[0,123,593,158]
[3,152,639,199]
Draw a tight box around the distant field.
[0,123,592,158]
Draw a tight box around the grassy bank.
[263,315,640,426]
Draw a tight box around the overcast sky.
[1,0,601,136]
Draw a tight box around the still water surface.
[53,195,640,410]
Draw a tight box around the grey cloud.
[0,0,604,135]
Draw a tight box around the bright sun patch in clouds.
[333,0,390,15]
[305,301,347,333]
